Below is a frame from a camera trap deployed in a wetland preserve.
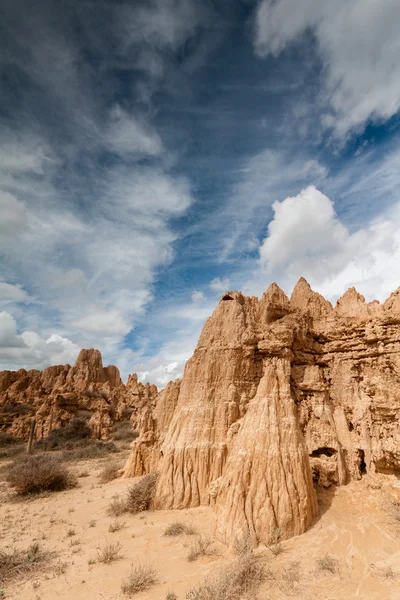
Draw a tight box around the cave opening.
[310,447,337,458]
[222,294,234,301]
[358,449,367,475]
[348,421,354,431]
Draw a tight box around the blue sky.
[1,0,400,385]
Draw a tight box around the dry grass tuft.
[121,564,158,596]
[109,519,126,533]
[317,553,338,574]
[6,454,77,495]
[0,543,49,585]
[267,528,282,556]
[166,593,178,600]
[107,494,127,517]
[97,541,123,564]
[126,473,158,514]
[186,550,268,600]
[187,536,213,563]
[164,522,197,537]
[99,462,121,483]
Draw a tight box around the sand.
[1,455,400,600]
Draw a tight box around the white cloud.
[191,290,205,303]
[0,311,80,369]
[107,106,163,157]
[0,281,29,303]
[209,277,230,292]
[254,0,400,136]
[72,308,132,337]
[258,185,400,302]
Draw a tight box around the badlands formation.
[2,277,400,548]
[123,278,400,546]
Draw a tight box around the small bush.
[107,495,127,517]
[6,454,77,495]
[62,439,118,461]
[109,519,126,533]
[89,520,96,528]
[0,543,49,585]
[186,552,268,600]
[112,420,138,441]
[35,418,91,451]
[126,473,158,514]
[164,522,197,537]
[67,528,76,537]
[97,542,123,564]
[99,462,120,483]
[121,564,158,596]
[187,536,213,563]
[0,432,23,447]
[267,528,282,556]
[317,553,338,574]
[166,592,178,600]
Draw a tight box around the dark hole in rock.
[222,294,234,301]
[310,447,337,458]
[359,449,367,474]
[348,421,354,431]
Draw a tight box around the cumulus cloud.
[254,0,400,136]
[0,281,29,304]
[191,290,205,303]
[0,312,80,369]
[209,277,230,292]
[259,185,400,302]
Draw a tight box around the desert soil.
[1,453,400,600]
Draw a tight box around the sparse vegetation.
[317,553,338,574]
[125,473,158,514]
[109,518,126,533]
[0,543,49,585]
[121,564,158,596]
[89,520,96,528]
[99,462,120,483]
[67,528,76,537]
[186,549,268,600]
[166,592,178,600]
[112,420,139,441]
[164,522,197,537]
[97,541,123,564]
[107,494,127,517]
[267,528,282,556]
[187,536,213,562]
[6,454,77,495]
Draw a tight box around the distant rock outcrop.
[0,349,157,440]
[123,279,400,545]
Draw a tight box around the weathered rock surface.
[124,278,400,546]
[0,349,157,440]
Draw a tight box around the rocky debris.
[0,349,157,440]
[123,279,400,546]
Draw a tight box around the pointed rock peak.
[259,282,290,324]
[74,348,103,369]
[290,278,332,319]
[383,285,400,319]
[335,287,368,318]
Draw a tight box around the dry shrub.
[112,420,138,441]
[62,439,117,461]
[109,518,126,533]
[317,553,338,574]
[0,543,49,585]
[384,498,400,523]
[35,418,91,450]
[97,541,123,564]
[99,462,120,483]
[166,593,178,600]
[267,528,282,556]
[0,433,23,447]
[164,522,197,537]
[107,494,127,517]
[6,454,77,495]
[121,564,158,596]
[186,551,268,600]
[126,473,158,514]
[187,536,213,562]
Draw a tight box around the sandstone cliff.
[0,349,157,440]
[123,279,400,546]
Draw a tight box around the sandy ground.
[1,454,400,600]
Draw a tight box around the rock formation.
[0,349,157,440]
[124,278,400,546]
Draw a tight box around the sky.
[1,0,400,386]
